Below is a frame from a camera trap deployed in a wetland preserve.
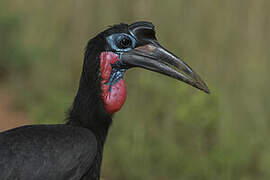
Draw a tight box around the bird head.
[84,21,209,114]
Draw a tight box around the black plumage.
[0,21,209,180]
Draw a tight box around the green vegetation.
[1,0,269,179]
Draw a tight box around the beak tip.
[204,88,211,94]
[196,82,210,94]
[202,85,210,94]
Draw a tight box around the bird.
[0,21,209,180]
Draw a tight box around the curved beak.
[119,43,210,94]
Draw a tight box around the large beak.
[119,43,210,93]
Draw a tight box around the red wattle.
[100,52,127,114]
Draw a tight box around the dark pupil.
[120,37,131,48]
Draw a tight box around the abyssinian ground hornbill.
[0,21,209,180]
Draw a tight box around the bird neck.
[66,39,116,180]
[67,63,113,178]
[67,80,112,144]
[66,48,113,144]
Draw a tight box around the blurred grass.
[1,0,270,179]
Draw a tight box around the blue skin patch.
[105,33,136,91]
[105,68,126,91]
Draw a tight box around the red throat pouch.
[100,52,127,114]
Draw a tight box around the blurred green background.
[1,0,269,179]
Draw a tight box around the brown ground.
[0,90,30,132]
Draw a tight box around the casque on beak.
[119,42,210,94]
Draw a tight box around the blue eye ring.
[106,33,136,52]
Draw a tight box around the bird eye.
[118,36,132,49]
[107,33,135,52]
